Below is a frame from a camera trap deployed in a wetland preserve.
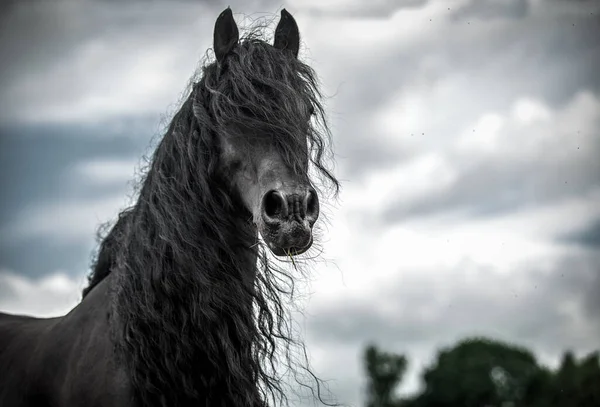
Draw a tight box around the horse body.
[1,275,132,407]
[0,7,338,407]
[1,211,259,406]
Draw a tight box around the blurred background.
[1,0,599,406]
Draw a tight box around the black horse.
[0,8,339,407]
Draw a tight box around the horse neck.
[110,130,263,405]
[119,182,259,304]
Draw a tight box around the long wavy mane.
[83,23,339,407]
[82,209,133,298]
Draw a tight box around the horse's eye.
[308,106,315,117]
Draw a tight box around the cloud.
[3,194,129,245]
[562,218,600,249]
[72,157,140,187]
[0,0,378,126]
[318,190,600,302]
[0,0,227,124]
[298,0,600,179]
[379,90,600,223]
[451,0,530,21]
[291,0,429,18]
[0,270,84,317]
[299,161,600,404]
[301,196,600,403]
[309,253,600,352]
[2,151,138,246]
[2,2,600,407]
[0,121,148,279]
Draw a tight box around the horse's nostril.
[306,190,318,218]
[262,189,318,225]
[262,190,286,219]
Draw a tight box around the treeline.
[363,337,599,407]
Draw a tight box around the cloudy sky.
[1,0,599,405]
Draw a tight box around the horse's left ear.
[273,9,300,58]
[214,7,239,63]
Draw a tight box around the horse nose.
[260,188,319,227]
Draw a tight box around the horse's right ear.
[273,9,300,58]
[214,7,239,63]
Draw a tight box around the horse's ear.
[214,7,239,63]
[273,9,300,58]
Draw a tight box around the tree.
[415,337,540,407]
[577,351,600,407]
[364,344,408,407]
[362,338,600,407]
[541,350,600,407]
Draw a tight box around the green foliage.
[527,351,600,407]
[417,337,539,407]
[364,344,408,407]
[362,337,600,407]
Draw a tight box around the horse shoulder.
[0,273,132,407]
[52,274,134,406]
[0,312,61,406]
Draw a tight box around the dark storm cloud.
[307,252,600,357]
[321,42,436,178]
[331,67,417,178]
[381,136,600,223]
[0,117,153,218]
[451,0,530,21]
[0,0,207,123]
[0,0,138,96]
[99,0,429,18]
[0,239,95,280]
[561,218,600,249]
[0,0,281,76]
[324,4,600,180]
[551,253,600,326]
[0,0,283,123]
[0,119,153,278]
[304,0,429,18]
